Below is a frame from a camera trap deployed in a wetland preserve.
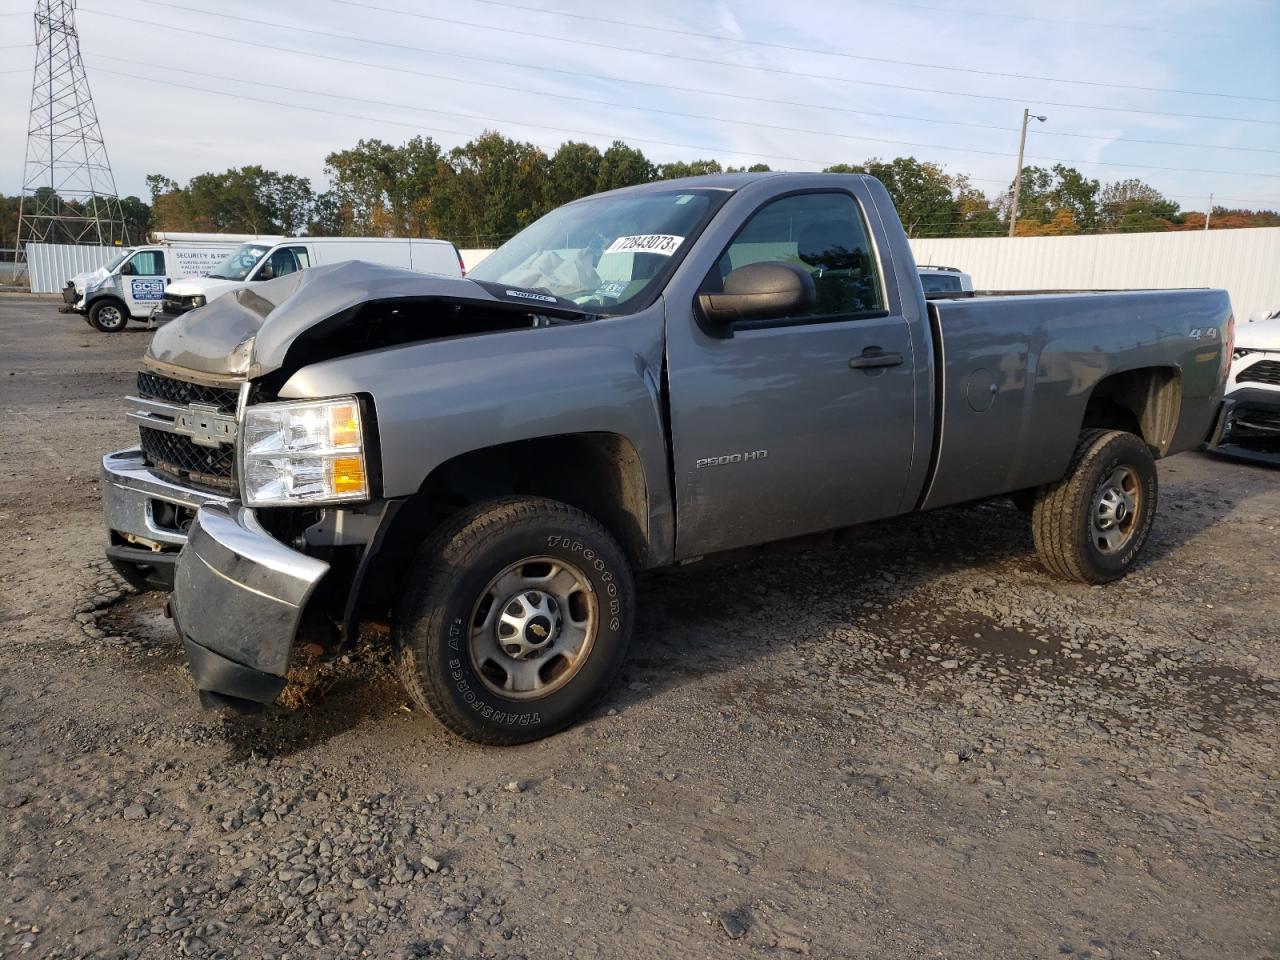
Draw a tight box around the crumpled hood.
[72,268,104,294]
[1235,315,1280,351]
[146,260,524,380]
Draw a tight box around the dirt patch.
[2,295,1278,960]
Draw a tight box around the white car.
[159,237,465,322]
[917,264,974,296]
[1211,308,1280,463]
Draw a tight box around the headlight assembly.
[189,294,207,308]
[239,397,369,507]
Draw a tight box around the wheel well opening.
[389,432,649,566]
[1082,367,1181,456]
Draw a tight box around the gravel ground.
[2,293,1277,960]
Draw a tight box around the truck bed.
[918,288,1233,510]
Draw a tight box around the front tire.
[1031,429,1157,583]
[88,299,128,332]
[394,496,635,744]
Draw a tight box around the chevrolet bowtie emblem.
[529,623,548,638]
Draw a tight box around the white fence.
[23,229,1276,320]
[23,242,119,293]
[910,227,1280,322]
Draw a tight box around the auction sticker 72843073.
[605,234,684,256]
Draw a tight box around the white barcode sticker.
[604,234,684,256]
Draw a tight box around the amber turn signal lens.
[329,402,361,449]
[329,456,367,495]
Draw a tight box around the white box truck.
[64,233,274,332]
[156,237,465,324]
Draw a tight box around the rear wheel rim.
[467,556,597,701]
[1092,465,1142,554]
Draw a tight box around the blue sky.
[2,0,1278,214]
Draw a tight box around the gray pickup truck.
[101,172,1233,743]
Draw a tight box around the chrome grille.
[139,426,237,493]
[136,371,238,414]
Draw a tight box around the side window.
[271,248,299,277]
[258,246,308,280]
[131,250,165,276]
[920,272,961,294]
[708,192,884,321]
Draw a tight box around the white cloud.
[1,0,1276,208]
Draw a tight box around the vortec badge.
[505,289,557,304]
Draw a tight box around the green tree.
[323,136,446,236]
[1048,164,1100,231]
[545,141,602,209]
[1099,179,1179,232]
[657,159,723,180]
[0,195,19,252]
[118,195,152,243]
[836,157,957,237]
[433,132,550,245]
[596,141,655,193]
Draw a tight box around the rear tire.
[1031,429,1157,584]
[394,496,634,745]
[88,299,128,332]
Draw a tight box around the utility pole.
[1008,108,1047,237]
[1204,193,1213,231]
[13,0,128,282]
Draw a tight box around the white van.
[157,237,465,322]
[66,233,272,332]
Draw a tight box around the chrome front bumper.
[102,449,332,706]
[172,504,329,707]
[101,449,233,589]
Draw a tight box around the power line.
[75,15,1277,159]
[440,0,1276,103]
[120,0,1280,126]
[83,57,1280,180]
[82,49,1271,158]
[848,0,1226,40]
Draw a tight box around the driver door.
[665,190,919,556]
[122,249,166,317]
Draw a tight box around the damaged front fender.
[172,503,329,708]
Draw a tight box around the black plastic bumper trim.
[180,634,288,706]
[106,544,177,591]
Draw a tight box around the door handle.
[849,349,904,369]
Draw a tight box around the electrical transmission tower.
[14,0,128,272]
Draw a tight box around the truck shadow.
[96,453,1267,756]
[614,465,1262,715]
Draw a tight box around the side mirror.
[697,261,816,326]
[255,263,274,281]
[119,260,136,276]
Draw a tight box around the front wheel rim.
[98,305,123,329]
[467,556,598,700]
[1092,465,1142,554]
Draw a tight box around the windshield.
[210,243,271,281]
[467,189,723,313]
[102,249,133,273]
